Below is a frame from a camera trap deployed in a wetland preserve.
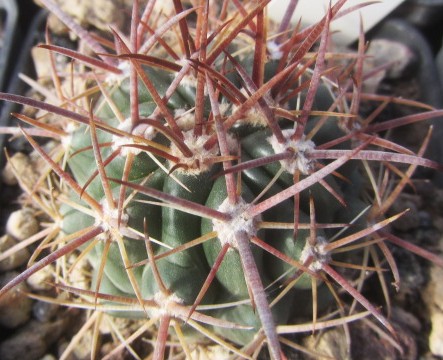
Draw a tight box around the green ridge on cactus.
[61,59,369,345]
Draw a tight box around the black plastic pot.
[0,0,18,93]
[392,0,443,54]
[0,9,47,170]
[368,18,443,185]
[370,19,443,109]
[393,0,443,28]
[0,0,19,183]
[437,39,443,90]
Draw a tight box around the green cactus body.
[142,171,218,304]
[60,62,367,346]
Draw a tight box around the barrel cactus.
[1,0,443,359]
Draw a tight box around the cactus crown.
[1,0,443,359]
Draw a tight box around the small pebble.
[39,355,56,360]
[72,330,92,360]
[33,300,60,323]
[1,152,39,187]
[424,265,443,357]
[64,253,93,291]
[303,327,349,359]
[0,272,33,328]
[190,345,231,360]
[6,208,39,241]
[0,234,30,271]
[1,153,24,186]
[57,341,79,360]
[26,266,54,291]
[46,0,125,32]
[31,47,54,82]
[0,319,68,360]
